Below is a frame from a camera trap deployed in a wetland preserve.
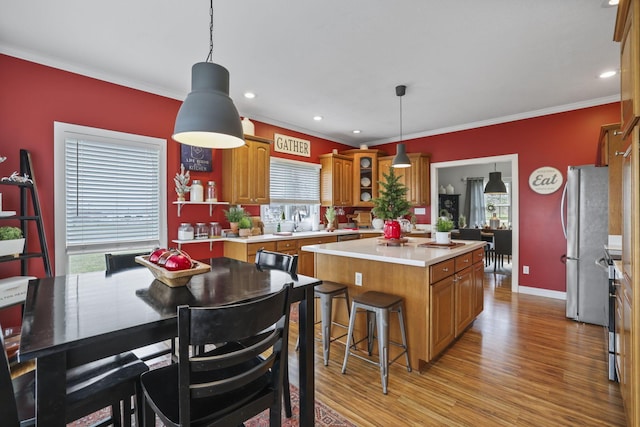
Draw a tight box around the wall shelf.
[171,237,225,250]
[172,201,230,217]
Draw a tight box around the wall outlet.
[523,265,529,274]
[355,272,363,286]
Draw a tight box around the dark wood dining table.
[18,257,321,426]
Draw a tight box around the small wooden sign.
[274,133,311,157]
[180,145,212,172]
[528,166,563,194]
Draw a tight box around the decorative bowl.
[135,255,211,287]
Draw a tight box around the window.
[484,181,511,227]
[54,122,167,274]
[261,158,320,232]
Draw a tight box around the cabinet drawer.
[298,236,337,246]
[472,248,485,265]
[247,241,276,257]
[455,252,473,271]
[430,259,455,284]
[276,239,298,252]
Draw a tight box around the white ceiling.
[0,1,621,147]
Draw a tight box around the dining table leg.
[34,352,67,426]
[298,286,315,426]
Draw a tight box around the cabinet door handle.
[442,267,449,272]
[614,130,622,136]
[615,151,626,156]
[464,259,469,263]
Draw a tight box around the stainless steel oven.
[603,248,621,382]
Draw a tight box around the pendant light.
[173,0,244,149]
[391,85,411,168]
[484,163,507,194]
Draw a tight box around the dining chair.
[106,251,177,364]
[139,283,293,427]
[492,229,512,272]
[0,323,149,427]
[254,249,298,418]
[105,251,150,275]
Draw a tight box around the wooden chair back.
[177,284,292,425]
[493,230,512,256]
[457,228,482,241]
[255,249,298,277]
[105,251,148,275]
[0,330,20,427]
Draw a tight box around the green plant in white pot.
[434,217,454,244]
[0,226,25,257]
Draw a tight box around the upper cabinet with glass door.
[341,149,386,207]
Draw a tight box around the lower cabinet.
[429,247,485,360]
[430,275,456,358]
[224,235,337,277]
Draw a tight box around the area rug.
[69,382,355,427]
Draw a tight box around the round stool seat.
[353,291,402,309]
[315,282,348,295]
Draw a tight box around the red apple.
[164,253,193,271]
[149,248,168,264]
[157,249,179,266]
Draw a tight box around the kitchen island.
[301,237,486,370]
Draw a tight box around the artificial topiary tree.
[372,168,410,220]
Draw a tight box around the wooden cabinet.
[429,274,456,358]
[429,249,484,360]
[224,234,337,276]
[378,152,430,206]
[320,153,353,206]
[221,135,271,205]
[596,124,625,235]
[473,249,485,317]
[340,149,385,207]
[297,235,338,276]
[616,0,640,138]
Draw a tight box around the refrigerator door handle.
[560,181,568,239]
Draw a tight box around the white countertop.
[301,237,486,268]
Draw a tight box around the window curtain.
[463,177,486,228]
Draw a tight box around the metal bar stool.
[295,281,352,366]
[341,291,411,394]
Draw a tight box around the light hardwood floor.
[288,270,626,426]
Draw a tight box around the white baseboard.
[517,285,566,300]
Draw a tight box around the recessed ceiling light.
[599,70,617,78]
[602,0,618,6]
[244,92,256,99]
[608,0,619,5]
[352,130,361,134]
[313,116,323,121]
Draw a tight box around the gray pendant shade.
[484,171,507,194]
[391,143,411,168]
[173,62,245,149]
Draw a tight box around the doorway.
[430,154,519,292]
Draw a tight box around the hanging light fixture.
[173,0,244,149]
[484,163,507,194]
[391,85,411,168]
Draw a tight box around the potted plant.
[325,206,336,231]
[224,206,246,234]
[238,216,253,237]
[0,226,25,257]
[434,217,455,244]
[371,168,410,239]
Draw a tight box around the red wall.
[0,53,621,297]
[377,105,620,292]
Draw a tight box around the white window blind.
[64,134,162,253]
[270,158,320,204]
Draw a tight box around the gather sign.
[528,166,563,194]
[274,133,311,157]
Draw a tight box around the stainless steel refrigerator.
[561,165,609,326]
